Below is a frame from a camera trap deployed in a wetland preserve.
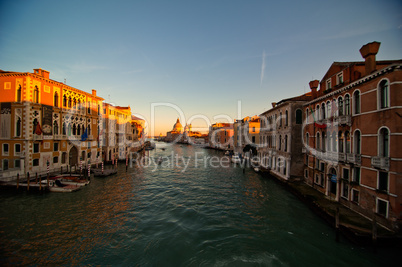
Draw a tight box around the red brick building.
[302,42,402,230]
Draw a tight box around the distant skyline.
[1,0,401,135]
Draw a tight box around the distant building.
[258,95,311,181]
[165,118,184,142]
[233,116,260,156]
[302,42,402,230]
[208,123,233,150]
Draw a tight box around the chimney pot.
[359,41,380,75]
[92,89,97,96]
[309,80,320,98]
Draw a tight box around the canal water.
[0,143,398,266]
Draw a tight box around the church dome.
[172,118,183,133]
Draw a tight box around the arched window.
[326,101,331,118]
[88,124,91,135]
[322,132,326,152]
[345,131,351,153]
[285,110,289,126]
[379,128,389,157]
[279,112,282,127]
[296,109,302,124]
[88,102,91,114]
[33,86,39,103]
[62,122,66,135]
[338,131,344,153]
[332,131,337,152]
[73,98,77,110]
[338,97,343,116]
[54,92,59,107]
[354,130,361,155]
[77,124,81,135]
[379,80,389,109]
[16,117,21,137]
[68,123,71,136]
[33,118,38,133]
[353,90,360,114]
[63,95,67,107]
[82,125,85,136]
[306,133,309,147]
[316,132,320,150]
[72,124,77,135]
[345,95,350,115]
[316,105,320,120]
[68,97,72,108]
[53,120,58,135]
[279,135,282,150]
[284,135,288,152]
[17,85,22,102]
[321,103,326,120]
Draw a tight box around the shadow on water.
[0,142,399,266]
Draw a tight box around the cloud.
[68,61,107,73]
[260,50,266,87]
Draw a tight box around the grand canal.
[0,142,398,266]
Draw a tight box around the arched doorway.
[329,167,337,196]
[69,146,78,166]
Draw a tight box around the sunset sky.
[1,0,401,135]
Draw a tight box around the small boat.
[161,148,166,151]
[253,167,260,173]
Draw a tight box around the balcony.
[338,152,346,162]
[371,156,390,170]
[33,135,43,141]
[347,153,361,165]
[54,134,63,140]
[339,115,351,126]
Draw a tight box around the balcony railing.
[347,153,361,165]
[338,152,346,162]
[339,115,351,126]
[54,134,63,140]
[371,156,390,170]
[33,135,43,141]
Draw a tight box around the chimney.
[271,102,276,108]
[42,70,50,79]
[92,89,97,96]
[33,68,49,79]
[359,41,380,75]
[309,80,319,98]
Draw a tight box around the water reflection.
[0,142,399,266]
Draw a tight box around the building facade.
[208,123,234,150]
[303,42,402,230]
[258,95,310,181]
[0,68,104,180]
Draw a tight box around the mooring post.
[27,172,30,191]
[372,213,377,253]
[39,175,42,191]
[61,166,63,175]
[17,173,19,189]
[36,172,38,184]
[335,207,340,242]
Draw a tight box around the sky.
[1,0,401,136]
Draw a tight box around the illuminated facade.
[0,68,103,180]
[208,123,233,150]
[302,42,402,230]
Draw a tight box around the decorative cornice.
[305,63,402,106]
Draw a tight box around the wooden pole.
[36,172,38,184]
[372,212,377,253]
[17,173,19,189]
[335,207,340,242]
[39,175,42,191]
[47,173,49,188]
[27,172,30,191]
[61,166,63,175]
